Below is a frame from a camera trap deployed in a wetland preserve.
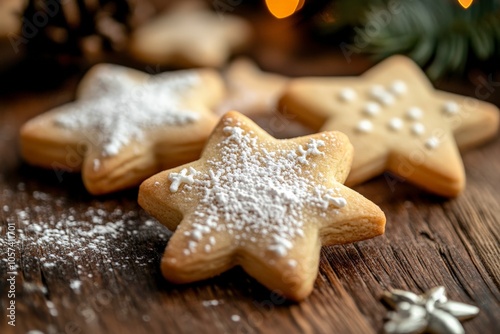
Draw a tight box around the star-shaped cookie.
[216,58,289,117]
[279,56,499,197]
[129,1,252,68]
[138,111,386,301]
[0,0,24,38]
[20,63,224,195]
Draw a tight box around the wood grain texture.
[1,64,499,334]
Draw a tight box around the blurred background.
[0,0,499,97]
[0,4,499,333]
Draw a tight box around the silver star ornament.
[383,286,480,334]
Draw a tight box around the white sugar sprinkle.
[411,123,425,136]
[425,136,440,149]
[321,194,347,209]
[389,80,407,96]
[169,167,197,192]
[46,300,58,316]
[231,315,241,322]
[376,92,395,106]
[70,280,82,293]
[168,121,346,258]
[387,118,404,131]
[406,107,423,120]
[33,191,51,201]
[93,159,100,171]
[202,300,221,307]
[297,139,325,164]
[338,88,357,102]
[55,66,200,157]
[443,101,459,116]
[363,102,381,117]
[369,85,385,98]
[356,119,373,133]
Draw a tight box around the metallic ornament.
[383,286,480,334]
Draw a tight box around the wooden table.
[1,42,499,334]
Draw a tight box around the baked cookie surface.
[129,2,252,68]
[217,58,289,117]
[139,111,386,301]
[0,0,25,38]
[279,56,499,197]
[20,64,224,194]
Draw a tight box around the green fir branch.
[319,0,500,79]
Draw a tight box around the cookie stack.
[18,4,499,301]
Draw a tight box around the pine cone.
[6,0,157,63]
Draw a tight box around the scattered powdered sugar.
[0,189,170,282]
[0,207,168,268]
[46,300,58,316]
[167,119,346,258]
[69,279,83,293]
[55,66,201,156]
[202,299,222,307]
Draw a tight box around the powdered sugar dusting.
[297,139,325,164]
[1,207,168,267]
[0,189,170,282]
[169,167,197,192]
[168,119,347,257]
[55,67,200,156]
[69,279,82,293]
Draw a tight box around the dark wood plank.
[1,67,499,334]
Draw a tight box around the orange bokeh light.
[458,0,473,9]
[265,0,305,19]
